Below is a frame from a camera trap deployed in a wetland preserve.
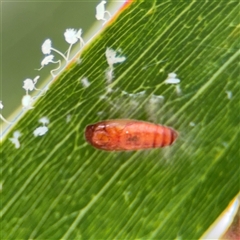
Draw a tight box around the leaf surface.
[1,1,239,239]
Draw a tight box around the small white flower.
[37,55,61,72]
[9,131,22,149]
[225,91,232,99]
[165,72,180,84]
[96,1,106,20]
[0,101,3,109]
[33,76,40,84]
[41,55,54,66]
[22,95,34,109]
[23,76,40,94]
[64,29,78,45]
[165,78,180,84]
[64,28,83,61]
[168,73,177,78]
[13,130,21,139]
[33,126,48,137]
[42,39,52,54]
[39,117,49,125]
[36,55,62,77]
[9,137,20,149]
[105,48,126,67]
[96,0,111,23]
[41,39,68,62]
[23,79,35,92]
[81,77,90,88]
[76,29,85,48]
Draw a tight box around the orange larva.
[85,119,178,151]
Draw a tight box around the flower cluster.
[19,25,87,116]
[38,28,85,77]
[3,1,114,148]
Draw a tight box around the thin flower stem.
[51,47,68,62]
[36,66,44,71]
[0,114,13,124]
[66,44,73,61]
[34,87,41,91]
[80,38,85,49]
[105,11,112,18]
[50,60,61,77]
[51,60,61,65]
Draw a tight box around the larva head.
[85,123,111,150]
[85,124,96,144]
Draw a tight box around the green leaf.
[2,1,239,239]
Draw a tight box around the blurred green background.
[1,0,123,121]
